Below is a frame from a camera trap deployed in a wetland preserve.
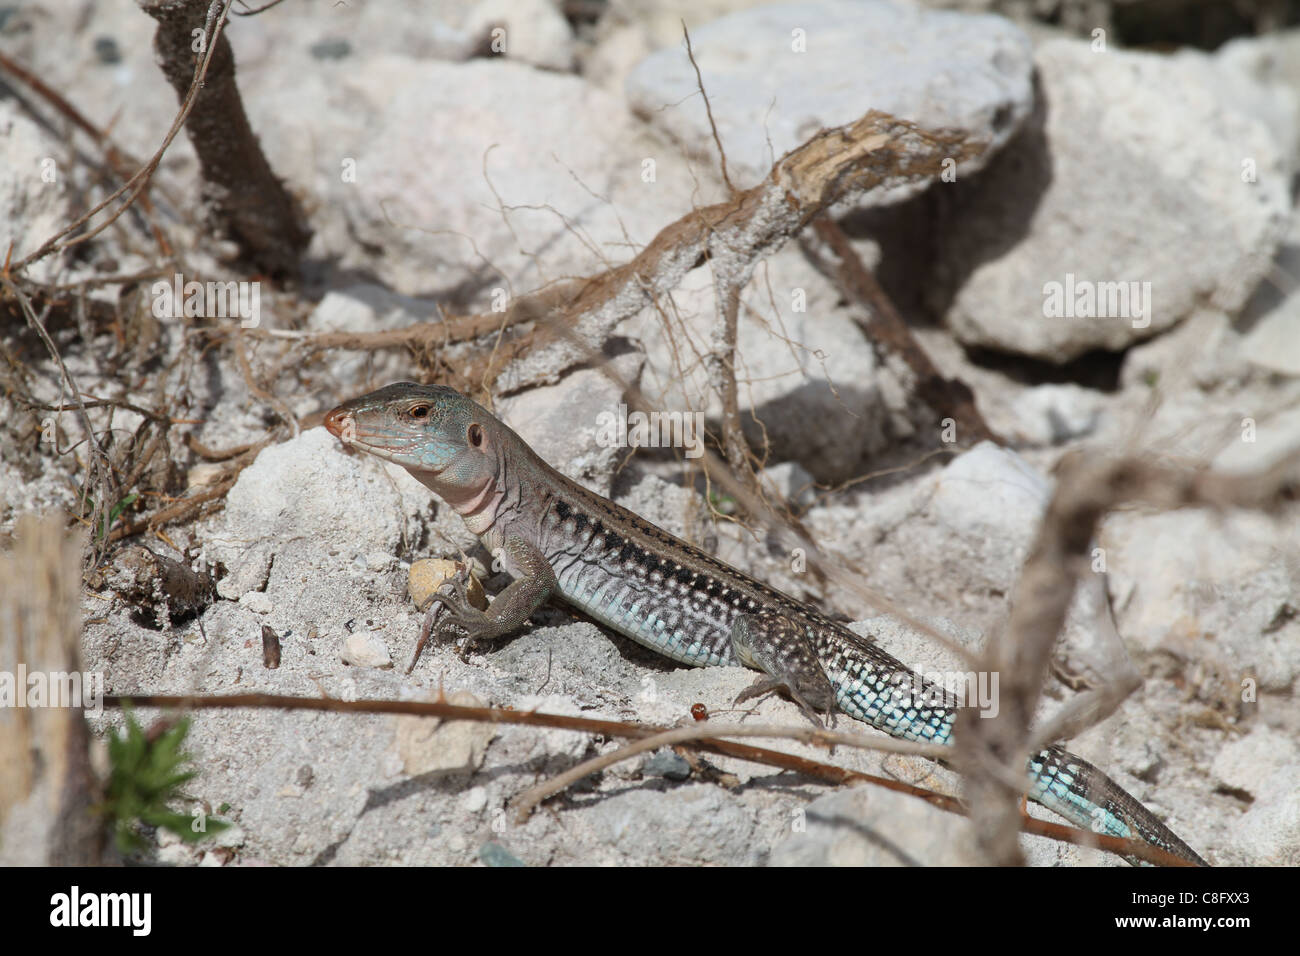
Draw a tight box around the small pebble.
[409,558,486,611]
[644,750,692,781]
[479,842,525,867]
[93,36,121,65]
[309,38,351,60]
[340,632,391,668]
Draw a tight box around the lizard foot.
[730,611,837,727]
[734,675,832,728]
[407,572,493,672]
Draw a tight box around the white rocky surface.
[1211,728,1300,866]
[939,39,1293,361]
[1008,383,1106,446]
[463,0,576,72]
[300,56,709,297]
[771,785,978,866]
[626,0,1035,194]
[1103,508,1300,692]
[1239,220,1300,378]
[0,101,72,283]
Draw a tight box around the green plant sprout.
[101,707,228,854]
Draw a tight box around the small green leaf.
[708,490,738,516]
[94,492,138,543]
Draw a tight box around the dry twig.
[9,0,238,274]
[807,216,999,445]
[97,691,1195,865]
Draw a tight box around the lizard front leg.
[730,611,837,726]
[406,534,557,673]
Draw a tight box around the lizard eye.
[408,404,430,420]
[467,423,484,447]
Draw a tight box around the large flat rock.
[626,0,1034,195]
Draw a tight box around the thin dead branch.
[105,438,270,543]
[512,718,947,822]
[807,216,1000,445]
[682,22,735,195]
[1,276,117,560]
[245,112,979,398]
[98,692,1194,865]
[139,0,310,275]
[0,50,176,259]
[8,0,238,275]
[501,111,980,393]
[710,281,751,477]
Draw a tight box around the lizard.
[323,381,1208,866]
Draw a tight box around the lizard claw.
[433,570,478,613]
[407,575,489,672]
[734,675,832,729]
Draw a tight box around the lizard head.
[324,382,504,518]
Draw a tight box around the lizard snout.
[323,406,353,440]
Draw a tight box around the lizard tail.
[1027,745,1208,865]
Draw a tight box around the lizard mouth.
[323,406,443,472]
